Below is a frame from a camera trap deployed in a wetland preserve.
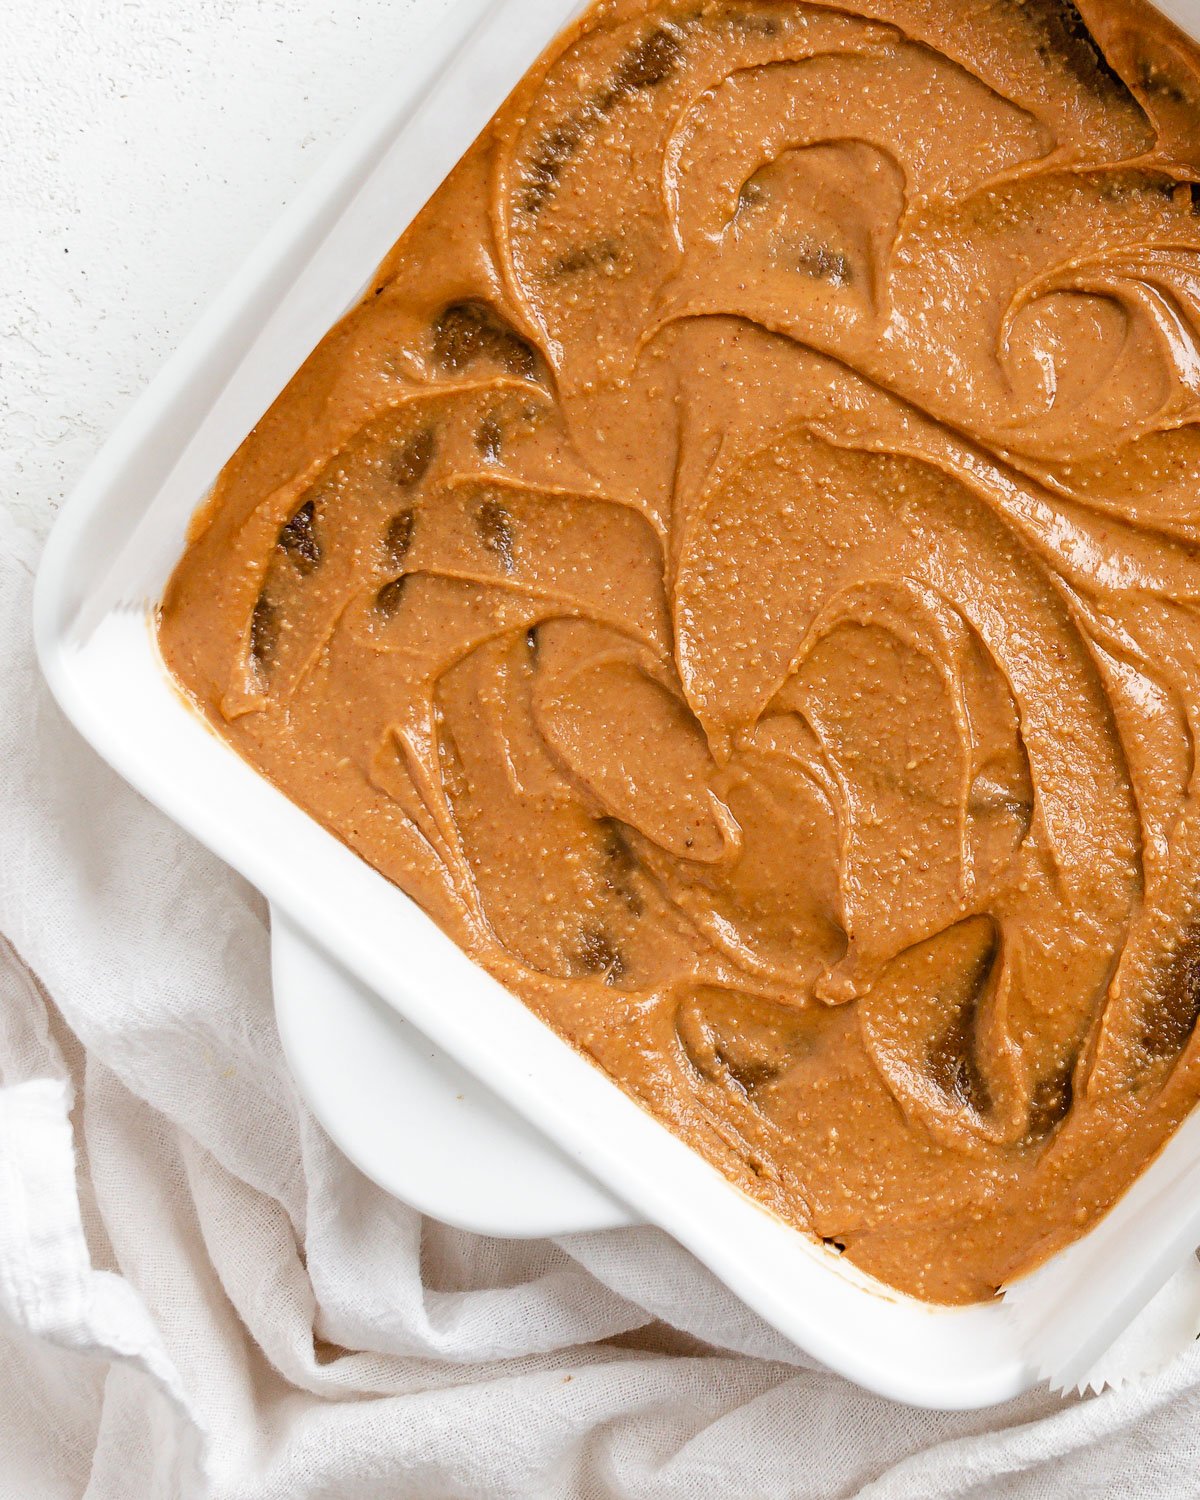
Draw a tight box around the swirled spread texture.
[161,0,1200,1302]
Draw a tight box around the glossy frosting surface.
[161,0,1200,1301]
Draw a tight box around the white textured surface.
[0,0,451,541]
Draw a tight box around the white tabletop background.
[1,0,453,542]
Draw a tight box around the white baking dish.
[38,0,1200,1408]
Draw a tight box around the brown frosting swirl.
[161,0,1200,1301]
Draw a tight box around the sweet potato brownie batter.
[160,0,1200,1301]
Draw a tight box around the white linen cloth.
[6,2,1200,1493]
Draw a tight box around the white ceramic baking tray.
[36,0,1200,1408]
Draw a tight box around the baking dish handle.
[271,905,640,1237]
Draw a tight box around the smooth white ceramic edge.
[272,907,638,1237]
[31,0,1052,1408]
